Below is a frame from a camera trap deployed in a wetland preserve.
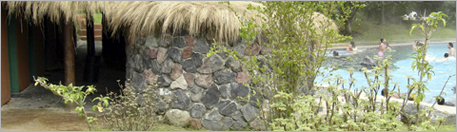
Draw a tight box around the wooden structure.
[1,6,46,105]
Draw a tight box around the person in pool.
[333,51,340,58]
[346,41,358,53]
[378,38,387,57]
[438,53,450,61]
[413,40,418,50]
[413,40,424,51]
[448,42,455,56]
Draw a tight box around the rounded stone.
[183,73,195,87]
[182,47,193,59]
[197,54,224,74]
[195,75,214,89]
[161,58,173,74]
[157,47,168,64]
[168,47,182,63]
[190,103,206,118]
[170,89,191,110]
[241,104,259,122]
[171,63,183,80]
[218,100,237,116]
[225,57,242,72]
[165,109,191,127]
[213,69,236,85]
[201,85,221,109]
[170,75,188,90]
[171,37,187,48]
[150,59,161,74]
[190,85,204,102]
[157,74,173,87]
[194,37,210,54]
[204,109,222,121]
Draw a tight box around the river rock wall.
[125,32,271,131]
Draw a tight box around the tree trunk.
[345,19,352,36]
[380,3,385,25]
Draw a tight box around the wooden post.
[63,22,75,85]
[83,13,100,83]
[86,13,95,56]
[2,7,11,105]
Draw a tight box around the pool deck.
[329,39,456,50]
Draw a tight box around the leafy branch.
[34,76,109,131]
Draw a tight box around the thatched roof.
[104,1,265,43]
[3,1,338,44]
[3,1,110,25]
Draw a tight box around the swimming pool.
[318,43,456,102]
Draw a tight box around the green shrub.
[101,80,160,131]
[219,1,451,131]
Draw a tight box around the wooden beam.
[63,22,75,85]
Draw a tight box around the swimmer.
[346,41,358,53]
[378,38,386,57]
[413,40,418,50]
[437,53,452,62]
[379,38,387,49]
[333,51,340,58]
[448,42,455,56]
[437,53,455,62]
[332,51,348,59]
[413,40,425,51]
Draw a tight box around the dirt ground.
[1,109,91,131]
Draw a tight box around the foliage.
[333,1,366,36]
[270,56,402,131]
[207,39,239,61]
[220,1,453,131]
[101,80,160,131]
[229,1,353,131]
[348,20,455,43]
[405,11,447,129]
[362,1,410,24]
[360,1,455,25]
[33,76,109,131]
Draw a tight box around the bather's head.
[333,51,339,57]
[350,41,356,48]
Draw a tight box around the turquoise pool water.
[318,43,456,102]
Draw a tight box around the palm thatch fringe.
[3,1,338,44]
[3,1,110,25]
[104,1,265,44]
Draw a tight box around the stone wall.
[125,33,271,130]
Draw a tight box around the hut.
[2,1,338,130]
[1,1,112,106]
